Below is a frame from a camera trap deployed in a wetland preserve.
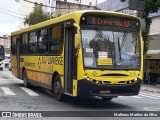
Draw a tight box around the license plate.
[100,90,110,94]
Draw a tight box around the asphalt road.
[0,68,160,120]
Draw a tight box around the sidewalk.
[141,84,160,93]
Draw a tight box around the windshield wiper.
[118,37,122,60]
[120,30,128,50]
[95,27,113,57]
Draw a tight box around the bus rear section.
[75,12,143,100]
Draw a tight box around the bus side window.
[38,29,49,54]
[11,37,17,55]
[28,32,37,54]
[49,24,64,55]
[20,34,28,54]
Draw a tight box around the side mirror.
[75,34,80,49]
[73,23,80,49]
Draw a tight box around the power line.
[0,11,25,19]
[23,0,91,9]
[0,32,9,35]
[0,2,28,14]
[0,7,27,17]
[0,1,29,14]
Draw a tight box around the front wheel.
[101,97,113,102]
[54,74,64,101]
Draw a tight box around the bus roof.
[11,10,140,36]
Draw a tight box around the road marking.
[20,87,39,96]
[118,96,142,98]
[1,87,16,95]
[139,93,159,99]
[139,92,160,98]
[143,107,160,111]
[131,96,142,98]
[118,96,124,98]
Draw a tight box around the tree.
[142,0,160,54]
[24,5,54,26]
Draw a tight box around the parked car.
[0,54,11,70]
[4,58,10,68]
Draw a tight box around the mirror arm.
[73,23,80,30]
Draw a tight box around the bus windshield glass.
[80,15,140,70]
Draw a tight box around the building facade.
[48,0,97,14]
[97,0,138,16]
[55,1,96,16]
[145,12,160,84]
[0,36,11,54]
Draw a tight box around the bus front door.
[64,27,76,94]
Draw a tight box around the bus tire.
[23,70,30,88]
[0,67,3,71]
[54,74,64,101]
[101,97,113,102]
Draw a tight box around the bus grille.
[89,79,136,85]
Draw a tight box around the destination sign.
[81,15,139,28]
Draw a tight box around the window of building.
[38,28,49,54]
[49,24,64,55]
[28,32,37,54]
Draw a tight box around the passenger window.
[28,32,37,54]
[38,29,49,54]
[49,24,64,55]
[20,34,28,54]
[11,37,17,55]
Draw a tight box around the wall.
[149,16,160,36]
[0,36,11,53]
[56,1,94,15]
[97,0,137,16]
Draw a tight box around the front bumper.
[77,79,142,97]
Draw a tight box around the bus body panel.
[11,10,143,99]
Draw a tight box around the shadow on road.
[21,86,132,110]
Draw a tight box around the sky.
[0,0,106,36]
[0,0,20,36]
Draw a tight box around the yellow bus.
[11,10,143,101]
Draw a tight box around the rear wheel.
[23,70,30,88]
[101,97,113,102]
[0,67,3,71]
[54,74,64,101]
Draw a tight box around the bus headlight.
[84,57,94,66]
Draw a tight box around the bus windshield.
[81,27,140,70]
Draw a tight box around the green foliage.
[142,0,160,54]
[142,30,148,54]
[24,5,53,26]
